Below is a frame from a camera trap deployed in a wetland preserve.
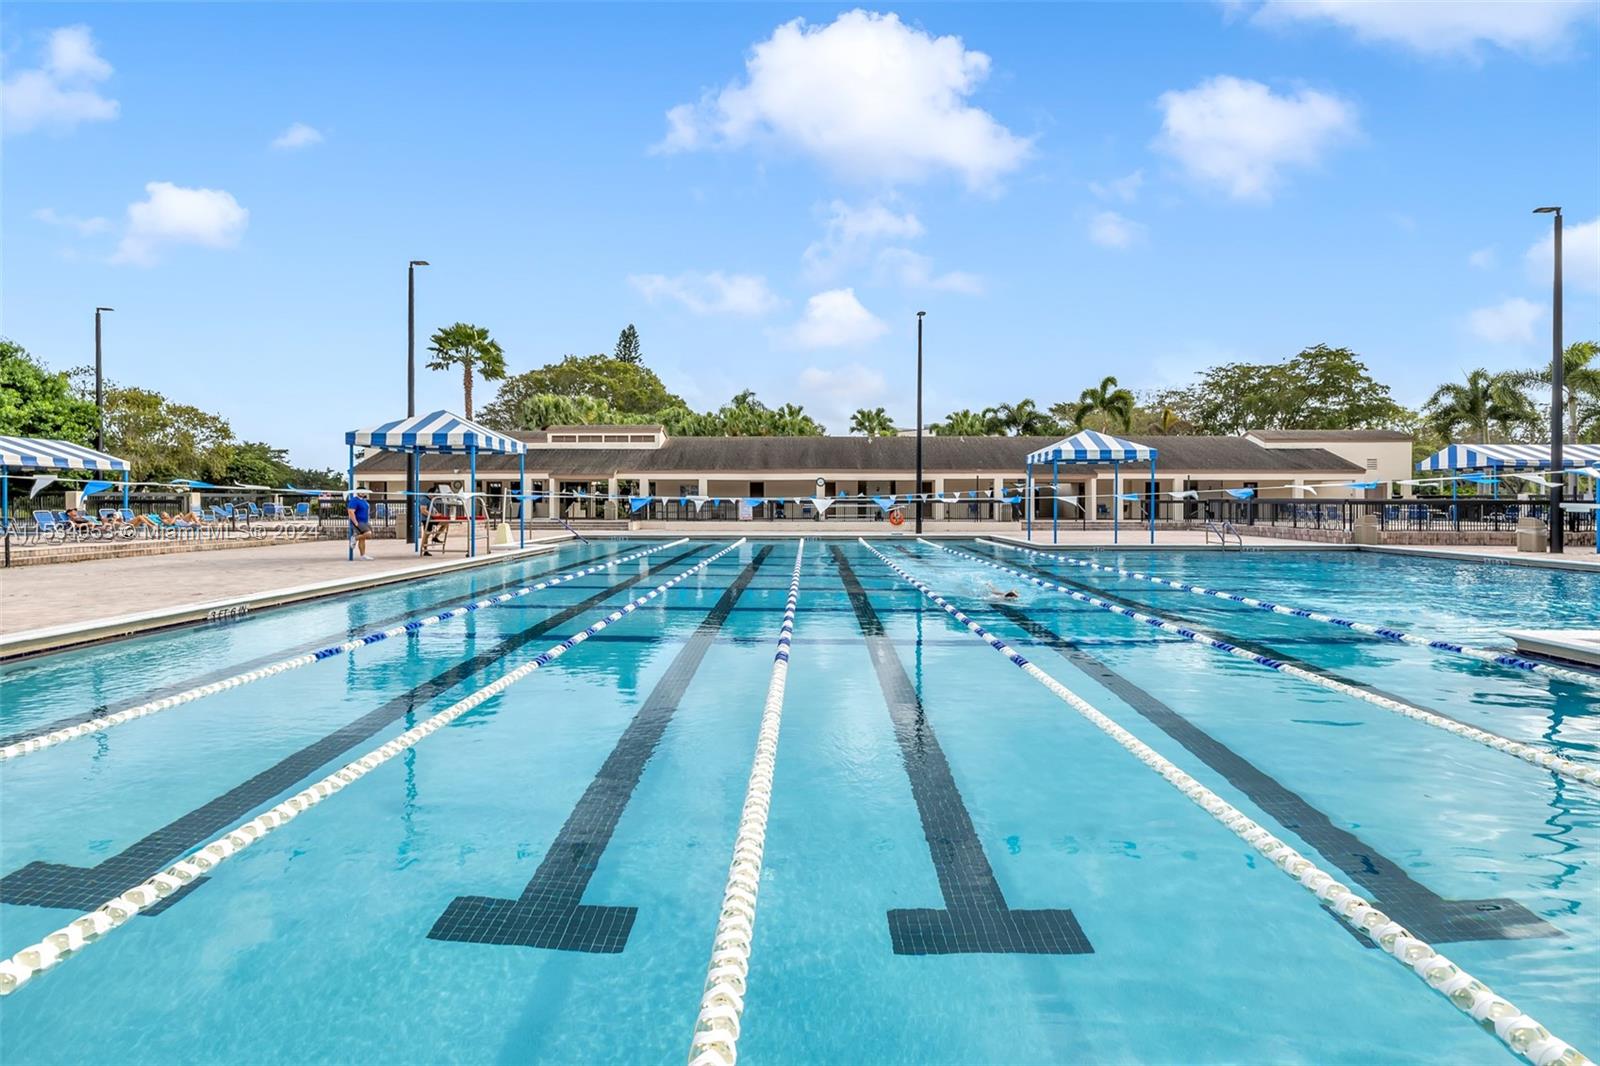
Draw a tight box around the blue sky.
[4,2,1598,467]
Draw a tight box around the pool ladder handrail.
[1204,519,1242,548]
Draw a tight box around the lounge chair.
[33,510,65,541]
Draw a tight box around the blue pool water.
[0,538,1596,1064]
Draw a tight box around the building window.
[604,434,628,442]
[579,434,602,442]
[550,434,576,442]
[630,434,655,442]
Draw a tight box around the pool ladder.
[1204,520,1242,549]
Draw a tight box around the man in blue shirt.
[347,488,373,560]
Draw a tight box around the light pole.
[407,260,429,544]
[915,310,926,534]
[1534,207,1562,554]
[93,307,114,452]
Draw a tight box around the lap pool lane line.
[0,539,689,762]
[931,541,1600,790]
[689,541,805,1066]
[830,545,1092,956]
[977,538,1599,690]
[0,543,709,916]
[959,587,1556,944]
[861,541,1590,1066]
[427,545,775,953]
[0,539,629,750]
[0,540,747,996]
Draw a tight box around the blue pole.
[518,452,526,549]
[1112,459,1120,544]
[1149,456,1156,544]
[347,443,355,562]
[412,447,420,553]
[469,444,477,558]
[3,469,9,526]
[1026,460,1033,541]
[1051,456,1059,545]
[122,469,129,513]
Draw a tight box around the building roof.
[541,424,664,434]
[1246,429,1412,442]
[358,433,1363,477]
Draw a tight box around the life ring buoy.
[888,509,905,526]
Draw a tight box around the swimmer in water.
[986,582,1021,600]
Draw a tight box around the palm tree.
[1424,368,1539,444]
[427,322,507,420]
[933,409,996,435]
[850,407,896,436]
[1058,375,1136,431]
[993,399,1057,436]
[1507,340,1600,441]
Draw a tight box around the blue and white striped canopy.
[345,411,526,455]
[1026,429,1156,465]
[1418,442,1600,472]
[0,435,129,472]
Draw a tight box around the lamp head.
[1533,206,1561,215]
[917,310,926,318]
[410,259,430,267]
[95,306,114,313]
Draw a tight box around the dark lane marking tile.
[0,547,709,916]
[0,546,634,748]
[427,547,773,953]
[990,602,1558,945]
[966,545,1486,731]
[831,546,1092,957]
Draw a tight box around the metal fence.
[1206,497,1597,535]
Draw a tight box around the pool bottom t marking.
[427,547,773,953]
[832,547,1092,956]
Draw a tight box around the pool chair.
[33,510,65,541]
[294,502,312,520]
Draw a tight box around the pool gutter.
[0,537,574,661]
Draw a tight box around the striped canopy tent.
[1025,430,1159,545]
[344,411,528,558]
[1417,442,1600,472]
[0,436,132,531]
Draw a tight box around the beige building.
[1242,430,1413,496]
[356,425,1400,523]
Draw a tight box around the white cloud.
[1468,246,1496,270]
[796,363,890,427]
[874,248,984,293]
[802,199,924,279]
[1153,75,1357,200]
[1089,169,1144,203]
[271,122,324,150]
[1467,297,1542,345]
[1251,1,1595,59]
[781,288,888,348]
[2,25,119,136]
[34,207,111,236]
[654,10,1032,188]
[1087,210,1145,249]
[112,182,250,266]
[1524,216,1600,294]
[628,270,781,315]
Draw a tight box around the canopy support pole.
[1051,457,1059,545]
[519,452,526,549]
[347,443,355,562]
[1149,456,1156,544]
[468,444,478,559]
[1025,460,1033,541]
[122,470,129,513]
[1112,459,1120,545]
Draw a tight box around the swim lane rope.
[0,539,689,762]
[689,540,805,1066]
[862,540,1589,1066]
[976,538,1597,688]
[920,540,1599,789]
[0,537,745,995]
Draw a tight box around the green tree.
[614,324,642,364]
[850,407,896,436]
[1057,375,1135,431]
[993,399,1059,436]
[426,322,507,420]
[1507,340,1600,442]
[225,441,293,486]
[1423,369,1540,444]
[74,377,236,481]
[1154,345,1408,435]
[0,340,99,443]
[931,408,1001,435]
[479,353,681,428]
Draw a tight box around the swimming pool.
[1,537,1595,1064]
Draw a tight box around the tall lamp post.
[1534,207,1562,554]
[93,307,114,451]
[407,260,429,544]
[915,310,926,534]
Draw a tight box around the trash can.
[1515,516,1547,553]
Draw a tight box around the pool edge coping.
[0,535,576,661]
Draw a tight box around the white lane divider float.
[689,540,805,1066]
[0,538,746,996]
[922,540,1600,789]
[977,538,1598,689]
[0,538,689,762]
[863,540,1589,1066]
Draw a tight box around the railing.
[1203,520,1242,547]
[1206,497,1597,536]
